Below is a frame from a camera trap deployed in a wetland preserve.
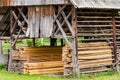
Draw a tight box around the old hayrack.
[0,0,120,77]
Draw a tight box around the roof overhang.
[0,0,69,7]
[70,0,120,9]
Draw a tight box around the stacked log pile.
[11,47,63,74]
[62,42,113,74]
[10,42,113,75]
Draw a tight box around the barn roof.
[70,0,120,9]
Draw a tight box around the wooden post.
[8,8,14,71]
[72,6,79,78]
[61,39,64,46]
[32,38,35,47]
[0,41,2,55]
[50,38,57,46]
[112,10,118,72]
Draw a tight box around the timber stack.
[9,42,113,75]
[62,42,113,75]
[10,47,64,74]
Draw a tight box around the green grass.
[0,64,120,80]
[0,69,120,80]
[0,65,67,80]
[0,65,120,80]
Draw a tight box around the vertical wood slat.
[28,6,54,38]
[40,6,54,37]
[28,7,35,38]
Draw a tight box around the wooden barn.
[0,0,120,77]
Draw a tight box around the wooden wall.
[27,6,54,38]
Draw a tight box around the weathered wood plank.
[1,0,69,6]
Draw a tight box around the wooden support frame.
[8,7,28,71]
[72,6,79,78]
[8,8,14,71]
[112,10,119,72]
[54,5,79,77]
[0,41,2,55]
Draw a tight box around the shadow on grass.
[0,64,6,70]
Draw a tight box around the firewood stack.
[10,47,64,74]
[10,42,113,75]
[62,42,113,75]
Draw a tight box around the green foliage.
[35,39,41,47]
[0,65,6,70]
[26,39,41,47]
[26,39,33,47]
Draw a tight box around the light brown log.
[24,61,63,69]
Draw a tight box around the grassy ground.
[0,65,120,80]
[0,70,120,80]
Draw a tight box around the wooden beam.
[18,8,28,24]
[54,14,73,48]
[12,11,26,34]
[55,10,72,35]
[61,39,64,46]
[18,8,30,37]
[112,10,118,72]
[0,37,10,40]
[53,5,66,23]
[61,11,74,36]
[11,29,22,47]
[50,38,57,46]
[72,6,79,78]
[8,9,14,71]
[32,38,35,47]
[0,41,2,55]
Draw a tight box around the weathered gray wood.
[40,6,54,37]
[0,41,2,54]
[53,5,66,23]
[54,14,73,48]
[28,6,54,38]
[18,8,28,24]
[54,10,72,35]
[29,7,35,38]
[71,6,79,78]
[0,37,10,40]
[8,9,14,71]
[81,68,109,74]
[12,29,22,47]
[1,0,69,6]
[61,11,74,36]
[80,64,112,69]
[35,7,40,37]
[12,11,26,34]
